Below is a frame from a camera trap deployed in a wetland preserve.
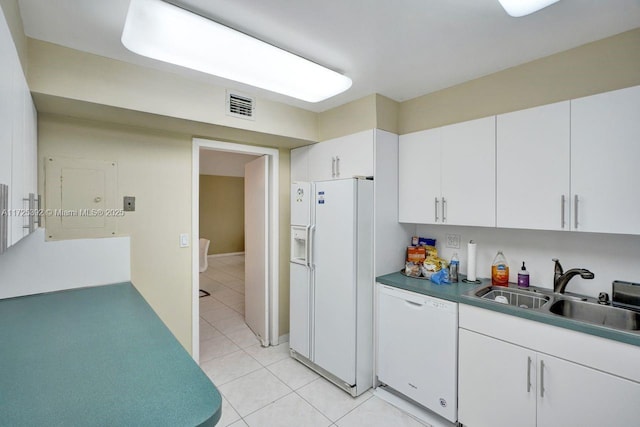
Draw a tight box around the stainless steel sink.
[466,284,640,333]
[548,299,640,331]
[473,286,550,309]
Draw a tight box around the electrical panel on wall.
[44,157,119,240]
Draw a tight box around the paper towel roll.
[467,240,477,282]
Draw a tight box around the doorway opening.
[192,138,279,363]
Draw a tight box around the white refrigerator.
[289,178,374,396]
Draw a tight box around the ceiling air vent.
[226,91,255,120]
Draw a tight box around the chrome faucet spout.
[553,263,595,294]
[552,258,563,287]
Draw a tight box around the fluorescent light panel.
[122,0,352,103]
[498,0,561,17]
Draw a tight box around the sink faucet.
[552,258,595,294]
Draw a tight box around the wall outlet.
[446,233,461,249]
[123,196,135,211]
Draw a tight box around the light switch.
[180,233,189,248]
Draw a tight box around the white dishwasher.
[377,284,458,423]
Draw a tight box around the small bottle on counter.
[491,250,509,287]
[518,261,530,288]
[450,252,459,282]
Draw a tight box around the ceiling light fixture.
[121,0,352,103]
[498,0,561,17]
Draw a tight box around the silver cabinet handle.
[336,156,340,178]
[434,197,439,222]
[540,359,545,398]
[561,195,566,229]
[574,195,579,229]
[527,356,532,393]
[331,157,336,178]
[36,195,42,227]
[442,197,447,223]
[23,193,36,232]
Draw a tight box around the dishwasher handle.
[404,300,425,308]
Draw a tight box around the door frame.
[192,138,279,362]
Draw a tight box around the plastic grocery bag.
[430,268,450,285]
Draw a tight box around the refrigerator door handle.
[304,225,311,267]
[308,224,316,268]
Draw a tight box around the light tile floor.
[199,254,429,427]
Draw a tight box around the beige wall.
[27,39,319,142]
[317,94,377,141]
[399,28,640,134]
[316,94,400,141]
[37,113,294,350]
[38,114,194,350]
[199,175,245,255]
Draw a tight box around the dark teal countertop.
[377,271,640,348]
[0,283,221,426]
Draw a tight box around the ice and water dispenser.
[291,226,309,265]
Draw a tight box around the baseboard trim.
[207,252,245,259]
[277,333,289,345]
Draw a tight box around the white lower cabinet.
[458,329,536,427]
[536,353,640,427]
[459,329,640,427]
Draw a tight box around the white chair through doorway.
[199,238,210,273]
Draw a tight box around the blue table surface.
[0,282,221,426]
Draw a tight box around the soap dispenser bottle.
[518,261,530,288]
[491,250,509,287]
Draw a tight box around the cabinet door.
[332,129,374,179]
[398,128,441,224]
[9,51,25,245]
[307,139,336,182]
[23,91,37,202]
[290,145,309,182]
[458,329,536,427]
[0,16,12,192]
[497,102,570,231]
[537,354,640,427]
[571,85,640,235]
[441,116,496,226]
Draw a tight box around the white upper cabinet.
[0,7,38,252]
[0,16,12,194]
[398,127,441,224]
[307,129,374,182]
[571,85,640,235]
[399,116,495,227]
[441,116,495,227]
[497,101,570,231]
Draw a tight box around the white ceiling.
[17,0,640,112]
